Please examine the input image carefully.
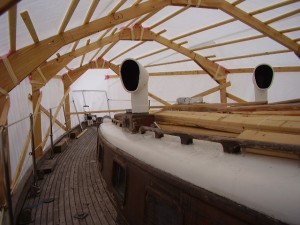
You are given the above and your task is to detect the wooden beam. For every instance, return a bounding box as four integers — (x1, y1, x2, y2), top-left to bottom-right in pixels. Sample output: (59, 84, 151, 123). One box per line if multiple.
(132, 0, 143, 6)
(150, 70, 207, 76)
(41, 88, 70, 149)
(71, 40, 79, 51)
(137, 9, 161, 26)
(145, 58, 192, 68)
(136, 47, 168, 60)
(8, 5, 17, 51)
(149, 6, 188, 29)
(0, 0, 20, 16)
(0, 98, 10, 126)
(63, 64, 89, 87)
(40, 105, 67, 131)
(68, 109, 126, 115)
(109, 0, 127, 15)
(83, 0, 100, 24)
(172, 18, 235, 41)
(20, 10, 39, 43)
(109, 41, 145, 62)
(220, 1, 300, 57)
(148, 92, 171, 106)
(0, 0, 169, 94)
(98, 41, 118, 59)
(80, 39, 90, 67)
(265, 8, 300, 25)
(30, 90, 43, 156)
(152, 30, 228, 82)
(232, 0, 245, 6)
(63, 86, 71, 130)
(226, 92, 247, 103)
(249, 0, 299, 15)
(192, 82, 231, 98)
(57, 0, 80, 34)
(228, 66, 300, 74)
(213, 49, 291, 62)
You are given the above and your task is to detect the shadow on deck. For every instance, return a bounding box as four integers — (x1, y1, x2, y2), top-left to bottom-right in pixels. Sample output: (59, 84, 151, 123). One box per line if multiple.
(18, 127, 128, 225)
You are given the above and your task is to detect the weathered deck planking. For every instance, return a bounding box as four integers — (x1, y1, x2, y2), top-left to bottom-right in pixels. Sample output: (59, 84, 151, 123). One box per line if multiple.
(19, 127, 127, 225)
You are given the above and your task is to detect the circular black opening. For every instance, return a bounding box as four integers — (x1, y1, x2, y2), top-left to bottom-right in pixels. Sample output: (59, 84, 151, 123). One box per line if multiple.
(254, 64, 273, 89)
(120, 59, 140, 91)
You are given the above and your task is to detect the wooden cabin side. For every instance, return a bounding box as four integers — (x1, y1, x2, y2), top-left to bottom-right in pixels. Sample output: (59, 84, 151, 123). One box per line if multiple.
(97, 125, 287, 225)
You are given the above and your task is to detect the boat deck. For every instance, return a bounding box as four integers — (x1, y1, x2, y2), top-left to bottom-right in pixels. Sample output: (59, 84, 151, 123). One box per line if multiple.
(18, 127, 127, 225)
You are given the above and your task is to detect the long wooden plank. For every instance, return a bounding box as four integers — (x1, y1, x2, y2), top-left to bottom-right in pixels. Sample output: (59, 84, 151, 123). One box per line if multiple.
(239, 130, 300, 159)
(226, 92, 247, 103)
(192, 82, 231, 98)
(0, 98, 10, 126)
(57, 0, 80, 34)
(148, 92, 171, 106)
(0, 0, 20, 16)
(20, 10, 39, 43)
(8, 5, 17, 51)
(220, 1, 300, 56)
(83, 0, 100, 24)
(153, 30, 228, 82)
(155, 110, 300, 134)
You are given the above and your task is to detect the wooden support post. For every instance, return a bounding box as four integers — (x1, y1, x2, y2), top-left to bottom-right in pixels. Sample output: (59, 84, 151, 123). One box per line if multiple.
(64, 85, 72, 131)
(0, 97, 10, 207)
(31, 90, 43, 156)
(219, 79, 228, 103)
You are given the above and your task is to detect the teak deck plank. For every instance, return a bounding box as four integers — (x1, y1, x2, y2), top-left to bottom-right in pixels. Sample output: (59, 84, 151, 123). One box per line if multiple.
(19, 128, 127, 225)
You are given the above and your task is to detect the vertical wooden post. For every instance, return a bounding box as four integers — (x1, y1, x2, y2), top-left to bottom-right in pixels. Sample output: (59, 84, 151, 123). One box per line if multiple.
(31, 89, 43, 156)
(0, 97, 10, 208)
(219, 79, 228, 103)
(64, 85, 71, 131)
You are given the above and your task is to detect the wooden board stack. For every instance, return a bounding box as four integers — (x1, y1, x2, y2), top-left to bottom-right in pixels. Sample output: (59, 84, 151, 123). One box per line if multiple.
(154, 103, 300, 160)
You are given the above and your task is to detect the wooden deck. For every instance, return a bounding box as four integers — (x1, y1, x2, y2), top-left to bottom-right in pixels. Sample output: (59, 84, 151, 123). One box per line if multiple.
(19, 127, 128, 225)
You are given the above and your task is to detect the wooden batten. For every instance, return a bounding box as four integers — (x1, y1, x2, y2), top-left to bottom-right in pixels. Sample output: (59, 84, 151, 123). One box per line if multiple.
(20, 10, 39, 43)
(109, 41, 145, 62)
(145, 59, 192, 68)
(83, 0, 100, 24)
(149, 6, 188, 29)
(0, 97, 10, 126)
(31, 90, 43, 156)
(108, 0, 127, 15)
(213, 50, 291, 62)
(40, 105, 67, 131)
(148, 92, 171, 106)
(57, 0, 80, 34)
(8, 5, 16, 52)
(192, 82, 231, 98)
(226, 92, 247, 103)
(220, 2, 300, 56)
(41, 88, 70, 149)
(136, 47, 168, 60)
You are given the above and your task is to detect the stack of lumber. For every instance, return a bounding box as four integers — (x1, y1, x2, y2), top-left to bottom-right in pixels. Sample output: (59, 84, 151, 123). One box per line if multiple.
(154, 107, 300, 160)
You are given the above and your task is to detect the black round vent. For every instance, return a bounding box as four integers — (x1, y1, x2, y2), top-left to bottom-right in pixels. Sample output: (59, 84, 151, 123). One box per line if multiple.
(120, 59, 140, 92)
(254, 64, 273, 89)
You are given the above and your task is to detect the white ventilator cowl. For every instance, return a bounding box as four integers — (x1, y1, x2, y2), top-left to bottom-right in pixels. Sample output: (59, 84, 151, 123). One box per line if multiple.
(120, 59, 149, 113)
